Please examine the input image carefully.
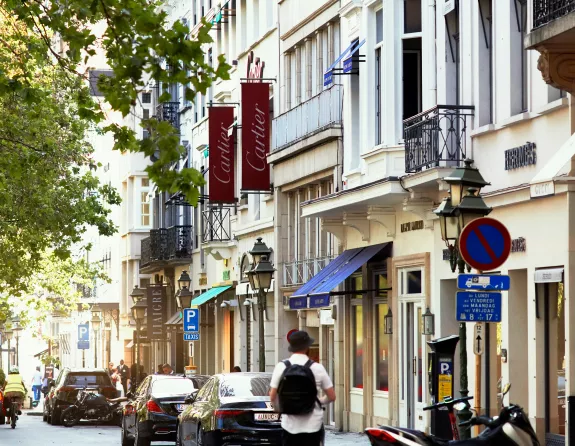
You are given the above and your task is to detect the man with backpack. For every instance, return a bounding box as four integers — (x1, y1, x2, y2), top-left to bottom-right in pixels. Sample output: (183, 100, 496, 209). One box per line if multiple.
(269, 330, 336, 446)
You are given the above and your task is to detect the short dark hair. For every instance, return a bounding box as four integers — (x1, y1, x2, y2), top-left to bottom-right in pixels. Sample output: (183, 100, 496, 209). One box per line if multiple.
(232, 366, 241, 372)
(162, 363, 172, 369)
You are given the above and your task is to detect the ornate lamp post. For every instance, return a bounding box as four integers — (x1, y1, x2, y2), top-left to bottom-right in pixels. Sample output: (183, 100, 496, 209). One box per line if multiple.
(130, 296, 147, 390)
(433, 159, 491, 439)
(247, 249, 275, 373)
(11, 317, 22, 367)
(91, 304, 102, 368)
(177, 271, 194, 370)
(4, 327, 13, 371)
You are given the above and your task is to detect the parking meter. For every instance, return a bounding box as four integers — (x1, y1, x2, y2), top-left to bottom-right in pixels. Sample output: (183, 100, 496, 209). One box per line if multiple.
(427, 335, 459, 438)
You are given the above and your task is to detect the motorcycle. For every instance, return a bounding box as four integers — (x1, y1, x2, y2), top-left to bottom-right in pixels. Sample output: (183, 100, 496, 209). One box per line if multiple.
(61, 387, 123, 427)
(365, 384, 539, 446)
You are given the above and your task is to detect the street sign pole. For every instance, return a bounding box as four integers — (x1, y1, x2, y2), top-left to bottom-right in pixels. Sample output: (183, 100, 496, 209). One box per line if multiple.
(473, 322, 484, 436)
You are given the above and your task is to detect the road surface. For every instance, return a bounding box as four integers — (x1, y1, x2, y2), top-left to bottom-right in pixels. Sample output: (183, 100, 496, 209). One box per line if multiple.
(2, 413, 370, 445)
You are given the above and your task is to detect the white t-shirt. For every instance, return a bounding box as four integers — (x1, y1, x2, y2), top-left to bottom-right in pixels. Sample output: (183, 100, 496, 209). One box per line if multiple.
(32, 371, 42, 386)
(270, 353, 333, 434)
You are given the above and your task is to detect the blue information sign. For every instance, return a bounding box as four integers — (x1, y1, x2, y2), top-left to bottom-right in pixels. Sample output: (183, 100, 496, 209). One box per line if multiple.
(184, 332, 200, 341)
(456, 291, 502, 322)
(457, 274, 510, 291)
(77, 340, 90, 350)
(309, 294, 330, 309)
(289, 296, 307, 310)
(183, 308, 199, 332)
(343, 57, 353, 73)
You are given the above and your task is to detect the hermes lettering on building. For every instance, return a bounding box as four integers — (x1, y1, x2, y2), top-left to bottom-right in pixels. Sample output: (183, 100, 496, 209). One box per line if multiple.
(246, 51, 265, 79)
(504, 142, 536, 170)
(401, 220, 424, 233)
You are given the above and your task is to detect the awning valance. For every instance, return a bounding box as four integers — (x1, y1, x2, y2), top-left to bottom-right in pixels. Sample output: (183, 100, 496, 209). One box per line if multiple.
(290, 243, 390, 309)
(324, 38, 366, 86)
(191, 285, 232, 306)
(165, 311, 183, 326)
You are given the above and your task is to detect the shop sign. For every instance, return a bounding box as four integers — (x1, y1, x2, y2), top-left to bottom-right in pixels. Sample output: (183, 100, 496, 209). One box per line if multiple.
(241, 81, 270, 191)
(147, 286, 167, 340)
(309, 294, 330, 308)
(504, 142, 536, 170)
(511, 237, 526, 253)
(209, 106, 235, 202)
(530, 180, 555, 198)
(289, 296, 307, 310)
(222, 270, 230, 281)
(534, 268, 563, 283)
(401, 220, 424, 233)
(320, 309, 335, 325)
(199, 276, 207, 287)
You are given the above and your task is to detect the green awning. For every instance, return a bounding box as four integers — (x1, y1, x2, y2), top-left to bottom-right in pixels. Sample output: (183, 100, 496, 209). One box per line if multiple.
(191, 286, 231, 306)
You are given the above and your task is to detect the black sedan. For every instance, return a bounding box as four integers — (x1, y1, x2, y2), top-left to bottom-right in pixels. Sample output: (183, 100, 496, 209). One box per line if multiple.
(121, 374, 209, 446)
(176, 372, 281, 446)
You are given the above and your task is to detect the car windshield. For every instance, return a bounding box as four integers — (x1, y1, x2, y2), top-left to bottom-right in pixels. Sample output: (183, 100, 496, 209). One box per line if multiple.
(188, 377, 209, 390)
(219, 375, 271, 398)
(64, 373, 111, 386)
(152, 378, 197, 394)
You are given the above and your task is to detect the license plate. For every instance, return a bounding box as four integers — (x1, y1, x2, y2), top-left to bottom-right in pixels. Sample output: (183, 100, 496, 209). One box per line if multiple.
(176, 404, 185, 412)
(254, 412, 280, 421)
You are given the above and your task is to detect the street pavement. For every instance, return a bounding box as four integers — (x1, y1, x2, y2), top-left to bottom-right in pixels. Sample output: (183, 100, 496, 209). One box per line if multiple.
(1, 410, 371, 445)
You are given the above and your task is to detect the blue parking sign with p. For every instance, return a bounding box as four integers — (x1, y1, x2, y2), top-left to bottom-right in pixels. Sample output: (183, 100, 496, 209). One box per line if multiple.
(183, 308, 199, 332)
(78, 323, 89, 341)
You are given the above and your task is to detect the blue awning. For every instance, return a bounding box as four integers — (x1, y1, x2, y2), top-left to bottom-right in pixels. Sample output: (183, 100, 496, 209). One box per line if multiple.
(324, 40, 359, 87)
(290, 243, 390, 308)
(191, 286, 231, 306)
(343, 39, 366, 73)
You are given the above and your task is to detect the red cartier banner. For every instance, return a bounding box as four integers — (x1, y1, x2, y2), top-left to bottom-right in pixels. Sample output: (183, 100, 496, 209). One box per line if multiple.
(241, 82, 270, 191)
(209, 106, 235, 202)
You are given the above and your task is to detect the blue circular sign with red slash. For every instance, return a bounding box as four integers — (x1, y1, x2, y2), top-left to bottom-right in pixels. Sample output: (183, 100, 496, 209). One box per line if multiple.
(459, 218, 511, 271)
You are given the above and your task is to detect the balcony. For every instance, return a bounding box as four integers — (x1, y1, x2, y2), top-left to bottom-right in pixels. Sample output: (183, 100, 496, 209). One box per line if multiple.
(271, 85, 343, 154)
(140, 225, 193, 272)
(156, 102, 180, 130)
(167, 225, 194, 262)
(403, 105, 474, 174)
(533, 0, 575, 28)
(526, 1, 575, 93)
(282, 254, 336, 287)
(202, 208, 231, 243)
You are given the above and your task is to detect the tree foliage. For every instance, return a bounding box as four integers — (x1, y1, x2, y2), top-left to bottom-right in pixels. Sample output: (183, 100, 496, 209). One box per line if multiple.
(0, 0, 229, 306)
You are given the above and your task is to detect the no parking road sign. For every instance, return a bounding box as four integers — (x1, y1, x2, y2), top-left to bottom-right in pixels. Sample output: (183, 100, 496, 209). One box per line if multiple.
(459, 218, 511, 271)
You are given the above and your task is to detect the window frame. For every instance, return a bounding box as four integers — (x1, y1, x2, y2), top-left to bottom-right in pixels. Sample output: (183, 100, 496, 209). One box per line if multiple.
(373, 268, 389, 395)
(349, 273, 364, 390)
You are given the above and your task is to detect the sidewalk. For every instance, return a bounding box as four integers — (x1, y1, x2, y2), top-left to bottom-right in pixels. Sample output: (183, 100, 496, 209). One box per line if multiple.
(325, 429, 371, 445)
(26, 398, 44, 416)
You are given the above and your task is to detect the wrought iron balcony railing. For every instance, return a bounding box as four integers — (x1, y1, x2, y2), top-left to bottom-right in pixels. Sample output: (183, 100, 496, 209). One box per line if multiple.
(167, 225, 194, 260)
(403, 105, 474, 174)
(533, 0, 575, 28)
(272, 85, 343, 152)
(202, 207, 231, 243)
(282, 254, 336, 287)
(140, 228, 168, 268)
(156, 102, 180, 130)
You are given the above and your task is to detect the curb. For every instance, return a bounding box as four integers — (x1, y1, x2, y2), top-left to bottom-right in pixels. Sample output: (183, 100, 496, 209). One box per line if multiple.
(26, 412, 43, 416)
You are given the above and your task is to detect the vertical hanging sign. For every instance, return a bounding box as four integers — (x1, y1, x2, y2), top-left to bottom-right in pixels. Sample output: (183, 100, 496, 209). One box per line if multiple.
(147, 286, 166, 340)
(241, 81, 270, 191)
(209, 106, 235, 202)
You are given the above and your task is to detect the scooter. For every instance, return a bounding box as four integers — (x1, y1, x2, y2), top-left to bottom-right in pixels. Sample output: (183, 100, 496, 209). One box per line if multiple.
(61, 387, 123, 427)
(365, 384, 539, 445)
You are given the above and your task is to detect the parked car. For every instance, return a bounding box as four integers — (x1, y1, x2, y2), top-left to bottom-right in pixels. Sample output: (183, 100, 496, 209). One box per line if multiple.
(43, 368, 117, 426)
(176, 372, 282, 446)
(121, 374, 210, 446)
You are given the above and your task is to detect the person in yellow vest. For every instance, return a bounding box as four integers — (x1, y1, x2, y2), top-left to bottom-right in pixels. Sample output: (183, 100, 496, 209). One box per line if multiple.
(3, 366, 27, 416)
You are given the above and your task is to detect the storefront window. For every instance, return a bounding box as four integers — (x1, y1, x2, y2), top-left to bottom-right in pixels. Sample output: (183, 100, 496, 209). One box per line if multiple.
(376, 303, 389, 391)
(556, 282, 566, 435)
(353, 305, 363, 388)
(351, 275, 363, 389)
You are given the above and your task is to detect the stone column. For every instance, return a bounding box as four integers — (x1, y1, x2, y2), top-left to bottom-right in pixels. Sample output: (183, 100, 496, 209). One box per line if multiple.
(316, 30, 324, 93)
(284, 52, 292, 111)
(305, 38, 313, 100)
(295, 45, 302, 105)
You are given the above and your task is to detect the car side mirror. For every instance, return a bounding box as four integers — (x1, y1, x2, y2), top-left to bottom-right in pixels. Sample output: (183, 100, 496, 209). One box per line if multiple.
(184, 390, 198, 405)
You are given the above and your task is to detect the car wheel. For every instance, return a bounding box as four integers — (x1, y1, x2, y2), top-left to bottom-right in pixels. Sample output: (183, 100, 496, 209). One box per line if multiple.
(134, 425, 151, 446)
(50, 406, 61, 426)
(121, 420, 135, 446)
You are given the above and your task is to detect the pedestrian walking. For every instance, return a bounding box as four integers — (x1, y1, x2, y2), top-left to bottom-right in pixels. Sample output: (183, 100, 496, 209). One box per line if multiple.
(270, 330, 336, 446)
(117, 359, 130, 395)
(31, 366, 43, 402)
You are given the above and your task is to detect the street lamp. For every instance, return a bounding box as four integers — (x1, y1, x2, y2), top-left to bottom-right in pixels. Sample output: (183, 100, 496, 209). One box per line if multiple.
(383, 308, 393, 335)
(434, 159, 491, 439)
(422, 307, 435, 336)
(131, 298, 147, 389)
(248, 239, 275, 373)
(91, 304, 102, 368)
(12, 317, 22, 367)
(4, 327, 13, 371)
(130, 285, 146, 304)
(177, 270, 192, 291)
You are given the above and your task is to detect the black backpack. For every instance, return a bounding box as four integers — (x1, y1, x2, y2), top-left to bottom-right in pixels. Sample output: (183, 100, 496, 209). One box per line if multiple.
(277, 359, 319, 414)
